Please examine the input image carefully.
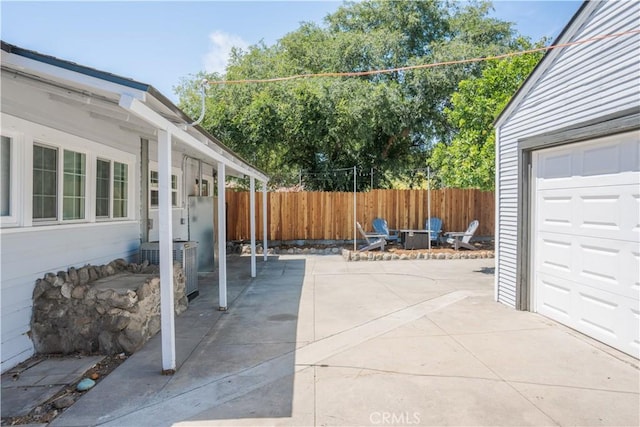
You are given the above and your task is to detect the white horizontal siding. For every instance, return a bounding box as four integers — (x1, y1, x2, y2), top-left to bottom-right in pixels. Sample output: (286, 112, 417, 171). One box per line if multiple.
(0, 222, 140, 373)
(496, 0, 640, 306)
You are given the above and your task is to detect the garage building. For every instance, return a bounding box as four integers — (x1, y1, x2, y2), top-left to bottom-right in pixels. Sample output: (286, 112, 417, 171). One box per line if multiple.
(494, 0, 639, 358)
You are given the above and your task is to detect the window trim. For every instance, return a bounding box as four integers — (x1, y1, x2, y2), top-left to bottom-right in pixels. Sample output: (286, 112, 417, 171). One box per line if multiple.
(95, 158, 112, 219)
(62, 148, 87, 221)
(149, 163, 181, 209)
(95, 158, 130, 221)
(1, 113, 136, 229)
(112, 161, 128, 219)
(1, 131, 22, 227)
(32, 142, 59, 222)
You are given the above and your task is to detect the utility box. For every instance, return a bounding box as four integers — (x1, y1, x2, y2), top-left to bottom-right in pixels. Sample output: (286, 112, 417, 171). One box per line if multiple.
(139, 241, 199, 299)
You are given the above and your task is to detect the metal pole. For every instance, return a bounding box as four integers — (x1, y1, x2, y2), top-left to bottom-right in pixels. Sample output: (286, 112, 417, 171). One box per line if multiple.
(250, 176, 256, 278)
(427, 167, 431, 251)
(353, 166, 357, 252)
(370, 167, 374, 189)
(262, 181, 268, 262)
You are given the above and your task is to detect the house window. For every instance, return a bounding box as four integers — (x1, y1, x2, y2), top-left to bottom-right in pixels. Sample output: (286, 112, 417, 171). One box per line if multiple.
(33, 144, 58, 220)
(150, 170, 159, 206)
(171, 174, 178, 206)
(63, 150, 86, 220)
(150, 170, 178, 207)
(1, 136, 10, 216)
(201, 179, 210, 197)
(96, 159, 110, 218)
(113, 162, 128, 218)
(97, 159, 129, 219)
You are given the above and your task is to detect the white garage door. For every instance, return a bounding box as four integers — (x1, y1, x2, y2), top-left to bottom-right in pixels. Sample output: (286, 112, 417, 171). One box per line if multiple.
(532, 131, 640, 358)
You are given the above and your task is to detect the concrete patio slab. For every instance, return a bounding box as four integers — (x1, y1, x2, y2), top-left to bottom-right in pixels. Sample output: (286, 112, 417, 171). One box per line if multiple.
(314, 368, 557, 426)
(511, 382, 640, 426)
(456, 327, 640, 392)
(38, 256, 639, 427)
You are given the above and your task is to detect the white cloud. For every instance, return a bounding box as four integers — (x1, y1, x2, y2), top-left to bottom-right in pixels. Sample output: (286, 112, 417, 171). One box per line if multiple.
(203, 30, 249, 74)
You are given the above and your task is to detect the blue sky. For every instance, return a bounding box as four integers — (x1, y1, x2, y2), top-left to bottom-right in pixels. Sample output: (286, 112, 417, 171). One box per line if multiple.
(1, 1, 582, 102)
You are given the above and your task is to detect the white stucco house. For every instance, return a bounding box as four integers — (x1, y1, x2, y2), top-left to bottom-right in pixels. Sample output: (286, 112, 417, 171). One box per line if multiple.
(494, 0, 639, 358)
(1, 41, 269, 373)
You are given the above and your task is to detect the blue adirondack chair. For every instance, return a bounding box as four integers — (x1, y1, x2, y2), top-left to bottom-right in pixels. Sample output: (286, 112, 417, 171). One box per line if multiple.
(372, 217, 400, 243)
(425, 217, 443, 246)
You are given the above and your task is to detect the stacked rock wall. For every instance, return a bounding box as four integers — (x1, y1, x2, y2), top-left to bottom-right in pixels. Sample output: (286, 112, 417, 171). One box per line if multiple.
(31, 259, 188, 355)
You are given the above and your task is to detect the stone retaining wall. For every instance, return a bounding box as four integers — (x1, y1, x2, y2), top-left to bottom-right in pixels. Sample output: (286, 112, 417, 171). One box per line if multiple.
(342, 249, 495, 261)
(31, 259, 188, 355)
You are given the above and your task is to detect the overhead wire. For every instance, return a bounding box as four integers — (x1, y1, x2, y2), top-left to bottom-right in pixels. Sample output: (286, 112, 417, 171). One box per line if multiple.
(206, 29, 640, 86)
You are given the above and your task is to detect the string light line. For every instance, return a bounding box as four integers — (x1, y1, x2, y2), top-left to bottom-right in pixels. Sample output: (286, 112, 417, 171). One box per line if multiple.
(207, 29, 640, 85)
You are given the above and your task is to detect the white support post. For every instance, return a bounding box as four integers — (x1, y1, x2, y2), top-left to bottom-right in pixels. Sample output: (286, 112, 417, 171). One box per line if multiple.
(262, 181, 268, 262)
(217, 162, 227, 310)
(427, 167, 431, 251)
(353, 166, 357, 252)
(250, 176, 256, 278)
(158, 129, 176, 373)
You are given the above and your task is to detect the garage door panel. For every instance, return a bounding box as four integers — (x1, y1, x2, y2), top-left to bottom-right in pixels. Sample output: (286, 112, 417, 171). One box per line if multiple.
(581, 143, 621, 176)
(533, 132, 640, 358)
(536, 273, 573, 321)
(537, 194, 573, 230)
(633, 193, 640, 233)
(576, 184, 640, 241)
(536, 234, 573, 277)
(578, 194, 621, 232)
(536, 135, 639, 190)
(630, 307, 640, 356)
(537, 234, 636, 300)
(575, 285, 638, 358)
(536, 273, 639, 358)
(577, 238, 638, 300)
(537, 185, 639, 242)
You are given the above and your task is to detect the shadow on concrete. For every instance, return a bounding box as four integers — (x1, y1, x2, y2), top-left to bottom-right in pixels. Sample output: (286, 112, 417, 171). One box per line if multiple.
(180, 255, 307, 422)
(48, 255, 306, 426)
(475, 266, 495, 275)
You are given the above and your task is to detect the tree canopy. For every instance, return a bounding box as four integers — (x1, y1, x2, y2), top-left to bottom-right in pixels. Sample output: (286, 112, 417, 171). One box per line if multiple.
(429, 38, 544, 190)
(176, 0, 539, 191)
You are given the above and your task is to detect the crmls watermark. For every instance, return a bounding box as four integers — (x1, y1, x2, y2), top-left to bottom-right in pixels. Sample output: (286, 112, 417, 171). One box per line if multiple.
(369, 411, 421, 425)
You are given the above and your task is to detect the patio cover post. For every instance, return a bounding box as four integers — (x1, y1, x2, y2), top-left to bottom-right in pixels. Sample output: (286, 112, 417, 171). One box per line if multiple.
(262, 181, 268, 262)
(427, 167, 431, 251)
(250, 176, 256, 278)
(158, 129, 176, 373)
(217, 162, 227, 310)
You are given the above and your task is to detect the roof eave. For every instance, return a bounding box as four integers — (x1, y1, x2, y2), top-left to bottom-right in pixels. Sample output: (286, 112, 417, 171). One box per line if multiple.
(493, 0, 592, 128)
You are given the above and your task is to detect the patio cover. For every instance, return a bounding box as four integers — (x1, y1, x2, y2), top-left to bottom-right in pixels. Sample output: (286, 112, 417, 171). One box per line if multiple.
(1, 41, 270, 372)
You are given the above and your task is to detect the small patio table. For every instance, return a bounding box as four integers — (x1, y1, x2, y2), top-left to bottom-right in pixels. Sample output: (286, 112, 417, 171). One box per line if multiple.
(399, 229, 433, 250)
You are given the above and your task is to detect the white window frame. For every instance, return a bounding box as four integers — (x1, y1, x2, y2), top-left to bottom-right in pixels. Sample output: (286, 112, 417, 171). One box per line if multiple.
(0, 131, 23, 227)
(149, 162, 181, 209)
(200, 174, 214, 197)
(1, 114, 135, 228)
(95, 158, 130, 221)
(32, 142, 62, 222)
(95, 158, 112, 219)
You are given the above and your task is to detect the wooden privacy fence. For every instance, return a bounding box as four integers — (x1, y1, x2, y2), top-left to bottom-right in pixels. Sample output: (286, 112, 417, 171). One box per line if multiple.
(225, 189, 494, 241)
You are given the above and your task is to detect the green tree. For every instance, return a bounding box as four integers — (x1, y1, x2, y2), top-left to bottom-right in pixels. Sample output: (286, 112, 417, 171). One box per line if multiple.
(430, 38, 544, 190)
(176, 0, 520, 190)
